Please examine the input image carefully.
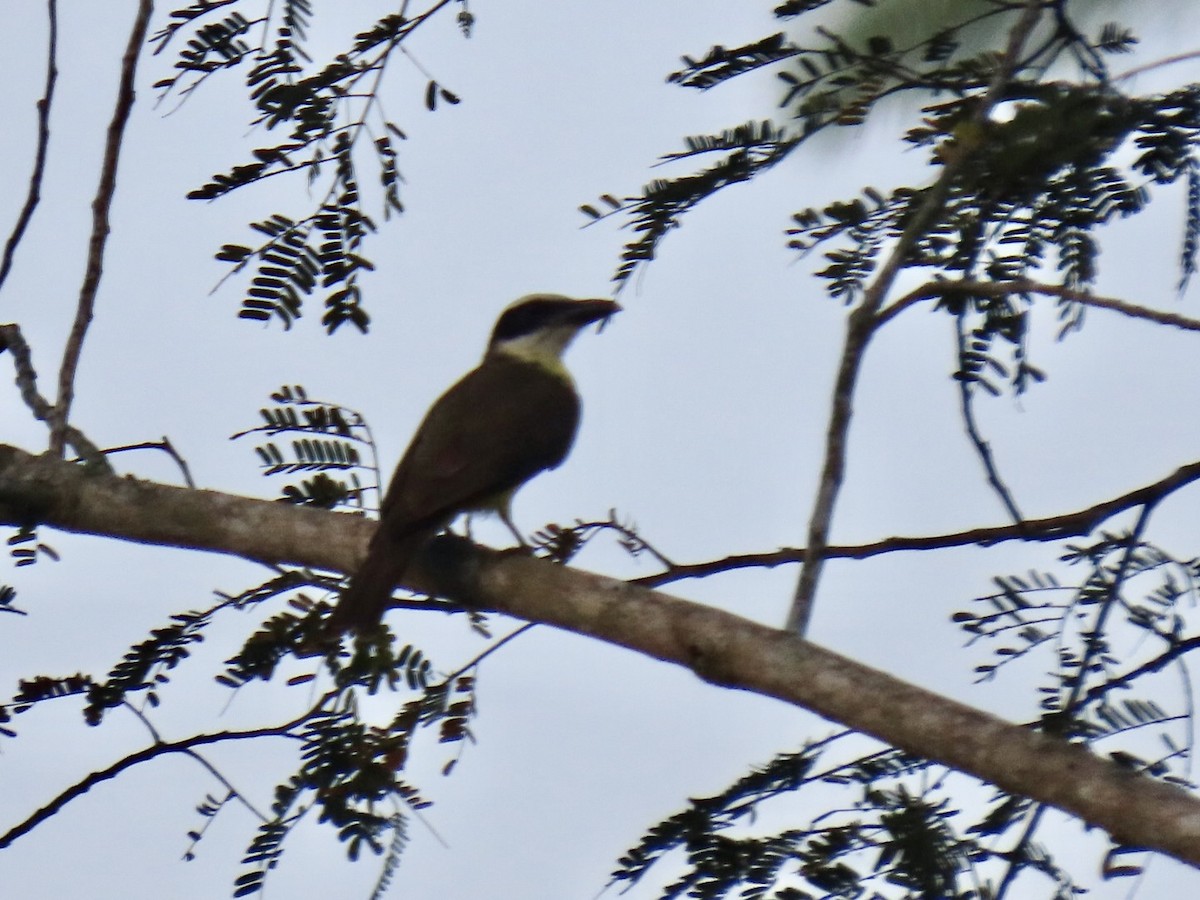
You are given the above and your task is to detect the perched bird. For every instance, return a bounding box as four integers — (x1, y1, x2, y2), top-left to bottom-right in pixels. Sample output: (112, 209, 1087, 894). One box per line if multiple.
(324, 293, 620, 636)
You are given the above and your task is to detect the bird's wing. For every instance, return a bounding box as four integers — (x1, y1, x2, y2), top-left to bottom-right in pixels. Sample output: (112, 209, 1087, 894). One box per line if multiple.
(378, 355, 581, 539)
(324, 357, 583, 637)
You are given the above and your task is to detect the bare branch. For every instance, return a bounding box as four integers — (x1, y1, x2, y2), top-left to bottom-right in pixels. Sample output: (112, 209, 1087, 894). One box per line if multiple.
(49, 0, 153, 456)
(119, 699, 267, 822)
(1085, 636, 1200, 706)
(636, 458, 1200, 586)
(787, 0, 1049, 635)
(0, 720, 307, 850)
(444, 539, 1200, 871)
(878, 278, 1200, 331)
(102, 437, 196, 488)
(0, 0, 57, 298)
(953, 313, 1025, 523)
(444, 623, 536, 681)
(0, 444, 363, 574)
(0, 324, 111, 470)
(1117, 49, 1200, 84)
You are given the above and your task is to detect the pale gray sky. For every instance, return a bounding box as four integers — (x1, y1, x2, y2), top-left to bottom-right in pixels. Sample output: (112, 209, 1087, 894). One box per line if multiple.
(3, 1, 1200, 897)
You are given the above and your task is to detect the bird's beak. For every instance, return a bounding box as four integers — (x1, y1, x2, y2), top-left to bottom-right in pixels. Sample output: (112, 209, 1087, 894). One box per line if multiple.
(572, 298, 621, 328)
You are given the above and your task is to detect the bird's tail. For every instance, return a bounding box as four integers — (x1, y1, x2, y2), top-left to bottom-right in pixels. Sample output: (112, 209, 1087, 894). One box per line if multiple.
(323, 531, 426, 638)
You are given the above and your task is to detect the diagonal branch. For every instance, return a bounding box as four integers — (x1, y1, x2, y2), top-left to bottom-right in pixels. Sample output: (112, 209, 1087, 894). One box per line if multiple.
(635, 457, 1200, 586)
(787, 0, 1048, 635)
(4, 444, 1200, 868)
(954, 311, 1025, 524)
(878, 278, 1200, 332)
(0, 324, 111, 470)
(49, 0, 153, 456)
(996, 498, 1159, 898)
(0, 718, 309, 850)
(0, 0, 57, 298)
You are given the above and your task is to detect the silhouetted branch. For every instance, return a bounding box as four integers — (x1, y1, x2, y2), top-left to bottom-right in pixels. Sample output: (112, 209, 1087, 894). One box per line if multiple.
(0, 0, 56, 297)
(954, 312, 1025, 524)
(444, 623, 536, 681)
(1085, 636, 1200, 706)
(120, 698, 268, 823)
(997, 501, 1158, 896)
(638, 458, 1200, 586)
(878, 278, 1200, 331)
(103, 437, 196, 489)
(0, 324, 110, 470)
(1117, 50, 1200, 84)
(0, 711, 317, 850)
(50, 0, 153, 456)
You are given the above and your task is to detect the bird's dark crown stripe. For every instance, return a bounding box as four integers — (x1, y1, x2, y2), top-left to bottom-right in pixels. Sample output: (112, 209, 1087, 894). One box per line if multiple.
(491, 299, 573, 343)
(490, 298, 614, 344)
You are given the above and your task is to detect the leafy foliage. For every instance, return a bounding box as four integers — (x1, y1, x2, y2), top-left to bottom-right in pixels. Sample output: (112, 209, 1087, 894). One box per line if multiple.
(604, 121, 797, 288)
(3, 672, 91, 739)
(623, 514, 1200, 896)
(0, 584, 18, 617)
(603, 2, 1200, 396)
(84, 609, 212, 725)
(10, 1, 1200, 897)
(957, 533, 1200, 753)
(221, 635, 472, 896)
(155, 1, 463, 331)
(610, 736, 1081, 899)
(231, 384, 376, 510)
(597, 3, 1200, 898)
(6, 525, 58, 569)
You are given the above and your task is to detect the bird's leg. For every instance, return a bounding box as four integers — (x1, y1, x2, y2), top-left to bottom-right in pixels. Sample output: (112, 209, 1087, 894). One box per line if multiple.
(499, 509, 530, 548)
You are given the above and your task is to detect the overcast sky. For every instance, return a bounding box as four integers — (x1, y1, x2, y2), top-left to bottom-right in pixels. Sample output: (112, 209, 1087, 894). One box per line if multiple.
(4, 1, 1200, 897)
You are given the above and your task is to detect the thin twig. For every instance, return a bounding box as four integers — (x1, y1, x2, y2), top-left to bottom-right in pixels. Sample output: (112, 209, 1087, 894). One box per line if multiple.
(1083, 636, 1200, 709)
(786, 0, 1048, 634)
(1116, 50, 1200, 84)
(180, 749, 269, 822)
(996, 502, 1157, 898)
(0, 691, 339, 850)
(954, 312, 1025, 523)
(878, 277, 1200, 331)
(120, 699, 267, 822)
(0, 0, 57, 297)
(1064, 505, 1157, 718)
(444, 623, 536, 681)
(638, 458, 1200, 588)
(993, 803, 1047, 900)
(102, 437, 196, 489)
(0, 723, 297, 849)
(49, 0, 154, 456)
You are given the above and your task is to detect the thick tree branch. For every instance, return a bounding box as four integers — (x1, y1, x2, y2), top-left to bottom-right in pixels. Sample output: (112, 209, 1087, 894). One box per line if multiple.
(3, 444, 1200, 867)
(50, 0, 153, 456)
(0, 445, 363, 572)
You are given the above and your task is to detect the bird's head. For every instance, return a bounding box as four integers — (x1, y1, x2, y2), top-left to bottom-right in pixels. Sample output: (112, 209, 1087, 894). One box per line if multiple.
(486, 294, 620, 368)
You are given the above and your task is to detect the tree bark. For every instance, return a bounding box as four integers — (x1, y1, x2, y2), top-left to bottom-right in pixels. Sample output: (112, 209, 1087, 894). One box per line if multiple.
(3, 443, 1199, 868)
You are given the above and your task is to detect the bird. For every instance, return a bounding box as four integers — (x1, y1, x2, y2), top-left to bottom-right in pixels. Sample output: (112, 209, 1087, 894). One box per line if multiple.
(323, 293, 620, 637)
